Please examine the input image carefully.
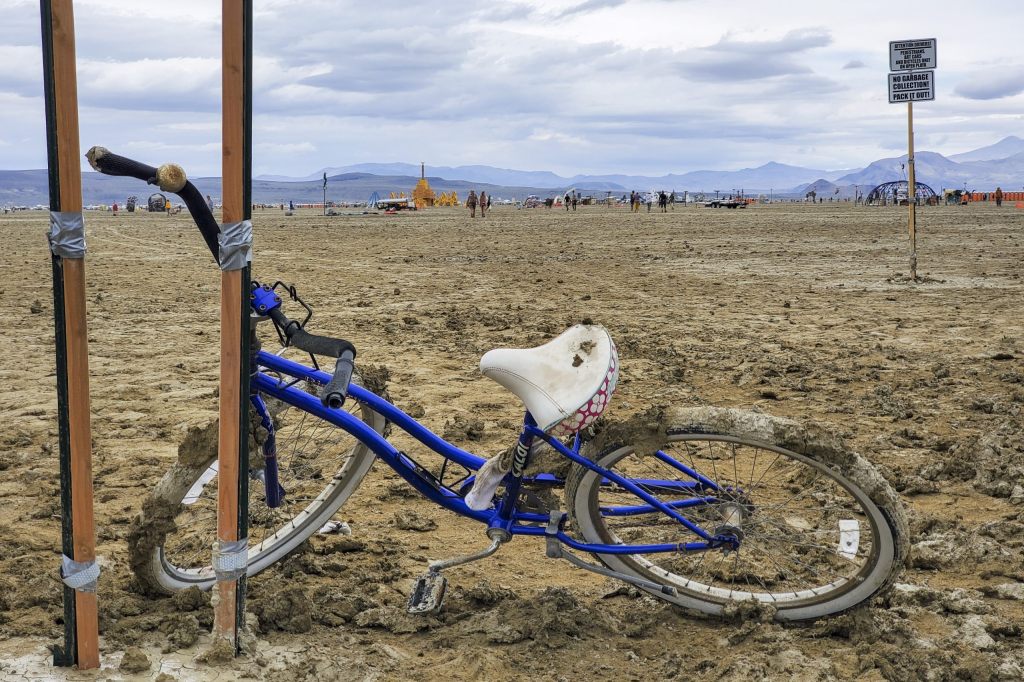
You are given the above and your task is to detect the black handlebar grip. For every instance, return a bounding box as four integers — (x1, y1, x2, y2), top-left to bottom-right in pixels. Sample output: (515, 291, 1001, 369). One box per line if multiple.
(321, 350, 355, 409)
(86, 146, 160, 184)
(289, 328, 355, 359)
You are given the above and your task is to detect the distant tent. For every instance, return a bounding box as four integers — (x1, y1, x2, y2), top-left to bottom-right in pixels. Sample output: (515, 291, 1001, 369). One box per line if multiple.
(148, 193, 167, 212)
(367, 191, 380, 208)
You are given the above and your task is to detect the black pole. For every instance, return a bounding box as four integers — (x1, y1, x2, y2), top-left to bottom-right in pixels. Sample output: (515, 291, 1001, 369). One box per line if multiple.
(234, 0, 253, 651)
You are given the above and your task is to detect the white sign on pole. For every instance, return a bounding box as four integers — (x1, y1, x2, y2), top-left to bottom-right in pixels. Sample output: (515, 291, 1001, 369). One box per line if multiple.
(888, 70, 935, 103)
(890, 39, 937, 72)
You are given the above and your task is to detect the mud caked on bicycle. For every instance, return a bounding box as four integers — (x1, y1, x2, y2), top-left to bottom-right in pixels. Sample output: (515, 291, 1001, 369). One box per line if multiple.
(89, 146, 909, 624)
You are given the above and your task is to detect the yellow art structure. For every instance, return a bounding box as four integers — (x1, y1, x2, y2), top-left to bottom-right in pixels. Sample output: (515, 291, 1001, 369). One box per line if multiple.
(412, 162, 436, 208)
(436, 191, 459, 207)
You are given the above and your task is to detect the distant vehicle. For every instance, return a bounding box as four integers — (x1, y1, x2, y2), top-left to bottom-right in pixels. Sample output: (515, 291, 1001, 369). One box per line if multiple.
(702, 199, 747, 209)
(377, 197, 415, 211)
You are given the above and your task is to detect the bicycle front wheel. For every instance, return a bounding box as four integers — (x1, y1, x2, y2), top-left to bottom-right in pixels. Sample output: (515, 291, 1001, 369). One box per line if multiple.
(565, 407, 907, 622)
(129, 371, 385, 594)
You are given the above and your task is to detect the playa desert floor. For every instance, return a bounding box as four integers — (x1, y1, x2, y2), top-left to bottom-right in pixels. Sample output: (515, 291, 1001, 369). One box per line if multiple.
(1, 202, 1022, 680)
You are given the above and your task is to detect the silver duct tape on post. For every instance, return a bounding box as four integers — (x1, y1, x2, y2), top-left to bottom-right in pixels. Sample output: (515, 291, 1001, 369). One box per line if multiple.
(218, 220, 253, 271)
(48, 212, 86, 259)
(60, 555, 100, 593)
(212, 538, 249, 582)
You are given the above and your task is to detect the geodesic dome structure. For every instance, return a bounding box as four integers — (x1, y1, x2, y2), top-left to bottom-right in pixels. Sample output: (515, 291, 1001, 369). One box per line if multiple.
(866, 181, 936, 205)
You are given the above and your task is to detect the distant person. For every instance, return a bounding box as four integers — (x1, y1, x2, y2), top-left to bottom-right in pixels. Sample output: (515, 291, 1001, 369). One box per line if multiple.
(479, 191, 487, 217)
(467, 190, 478, 217)
(487, 194, 492, 210)
(668, 191, 676, 210)
(571, 191, 578, 211)
(658, 191, 668, 212)
(646, 195, 653, 212)
(112, 202, 118, 216)
(995, 186, 1003, 207)
(564, 192, 571, 211)
(206, 195, 214, 212)
(289, 200, 294, 211)
(165, 198, 172, 214)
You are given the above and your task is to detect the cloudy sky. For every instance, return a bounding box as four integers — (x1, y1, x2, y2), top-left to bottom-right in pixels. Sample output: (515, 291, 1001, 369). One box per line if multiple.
(2, 0, 1023, 177)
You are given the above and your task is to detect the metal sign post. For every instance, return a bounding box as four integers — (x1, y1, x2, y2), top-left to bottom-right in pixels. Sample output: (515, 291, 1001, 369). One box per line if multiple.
(40, 0, 100, 669)
(888, 38, 936, 282)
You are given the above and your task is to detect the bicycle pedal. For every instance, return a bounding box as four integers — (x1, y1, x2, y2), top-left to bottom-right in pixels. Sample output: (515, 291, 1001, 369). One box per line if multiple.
(407, 572, 447, 615)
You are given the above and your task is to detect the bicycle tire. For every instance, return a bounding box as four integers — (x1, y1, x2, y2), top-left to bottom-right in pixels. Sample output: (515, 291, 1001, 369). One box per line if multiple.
(565, 407, 907, 622)
(128, 371, 386, 595)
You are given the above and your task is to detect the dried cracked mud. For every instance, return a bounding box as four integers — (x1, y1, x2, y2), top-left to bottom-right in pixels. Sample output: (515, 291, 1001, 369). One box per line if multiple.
(1, 202, 1022, 680)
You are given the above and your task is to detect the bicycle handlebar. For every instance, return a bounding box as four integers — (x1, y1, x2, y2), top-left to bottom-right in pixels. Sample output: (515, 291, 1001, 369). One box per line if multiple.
(85, 146, 221, 264)
(267, 307, 357, 407)
(87, 147, 358, 406)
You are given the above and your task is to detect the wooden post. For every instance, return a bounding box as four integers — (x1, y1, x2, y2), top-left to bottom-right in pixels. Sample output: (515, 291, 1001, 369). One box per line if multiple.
(907, 100, 918, 280)
(214, 0, 252, 653)
(40, 0, 99, 669)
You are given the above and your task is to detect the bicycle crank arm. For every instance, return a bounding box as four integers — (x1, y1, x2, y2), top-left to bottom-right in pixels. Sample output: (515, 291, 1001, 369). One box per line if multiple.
(544, 512, 677, 597)
(408, 533, 507, 615)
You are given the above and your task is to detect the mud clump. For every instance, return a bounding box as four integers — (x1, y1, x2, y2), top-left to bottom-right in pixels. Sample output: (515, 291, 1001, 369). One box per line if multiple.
(923, 420, 1024, 499)
(404, 401, 426, 418)
(196, 637, 235, 665)
(126, 495, 179, 596)
(118, 646, 151, 673)
(251, 586, 314, 633)
(721, 597, 778, 623)
(172, 585, 211, 612)
(176, 420, 219, 468)
(312, 585, 377, 626)
(443, 415, 485, 441)
(393, 509, 437, 532)
(464, 581, 517, 607)
(590, 405, 672, 456)
(359, 363, 391, 399)
(463, 587, 614, 648)
(158, 613, 202, 652)
(355, 605, 436, 634)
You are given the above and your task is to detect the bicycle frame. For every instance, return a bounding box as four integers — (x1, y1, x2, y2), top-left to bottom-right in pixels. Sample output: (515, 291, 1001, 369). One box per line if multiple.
(255, 350, 732, 556)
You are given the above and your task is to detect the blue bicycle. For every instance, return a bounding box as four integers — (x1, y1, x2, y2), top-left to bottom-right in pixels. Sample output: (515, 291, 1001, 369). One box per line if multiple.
(92, 149, 908, 622)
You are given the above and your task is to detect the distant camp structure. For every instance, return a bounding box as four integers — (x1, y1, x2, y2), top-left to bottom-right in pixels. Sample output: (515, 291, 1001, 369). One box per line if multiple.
(367, 191, 381, 209)
(148, 193, 167, 212)
(411, 162, 436, 209)
(436, 191, 459, 207)
(866, 181, 937, 206)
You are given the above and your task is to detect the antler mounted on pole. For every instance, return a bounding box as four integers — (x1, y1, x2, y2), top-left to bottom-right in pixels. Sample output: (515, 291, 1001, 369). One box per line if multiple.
(40, 0, 100, 669)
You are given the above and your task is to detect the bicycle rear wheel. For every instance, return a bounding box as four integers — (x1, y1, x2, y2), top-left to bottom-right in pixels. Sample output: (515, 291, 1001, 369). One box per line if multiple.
(129, 370, 385, 594)
(565, 407, 907, 622)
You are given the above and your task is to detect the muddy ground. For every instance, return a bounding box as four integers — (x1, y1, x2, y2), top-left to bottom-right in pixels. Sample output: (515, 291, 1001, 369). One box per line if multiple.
(0, 202, 1022, 681)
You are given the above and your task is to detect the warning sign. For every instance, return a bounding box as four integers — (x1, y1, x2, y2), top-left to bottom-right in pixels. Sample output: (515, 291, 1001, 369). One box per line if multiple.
(888, 70, 935, 103)
(889, 39, 937, 72)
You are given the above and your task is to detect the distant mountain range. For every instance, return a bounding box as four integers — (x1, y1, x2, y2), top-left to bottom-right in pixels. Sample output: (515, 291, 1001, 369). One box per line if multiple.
(2, 137, 1022, 206)
(259, 160, 856, 193)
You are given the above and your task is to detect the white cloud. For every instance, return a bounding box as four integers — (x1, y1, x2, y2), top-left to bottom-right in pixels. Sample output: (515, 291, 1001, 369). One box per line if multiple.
(1, 0, 1023, 177)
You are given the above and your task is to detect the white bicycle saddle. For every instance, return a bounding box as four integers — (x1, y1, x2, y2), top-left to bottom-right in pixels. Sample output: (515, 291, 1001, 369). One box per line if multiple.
(480, 324, 618, 436)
